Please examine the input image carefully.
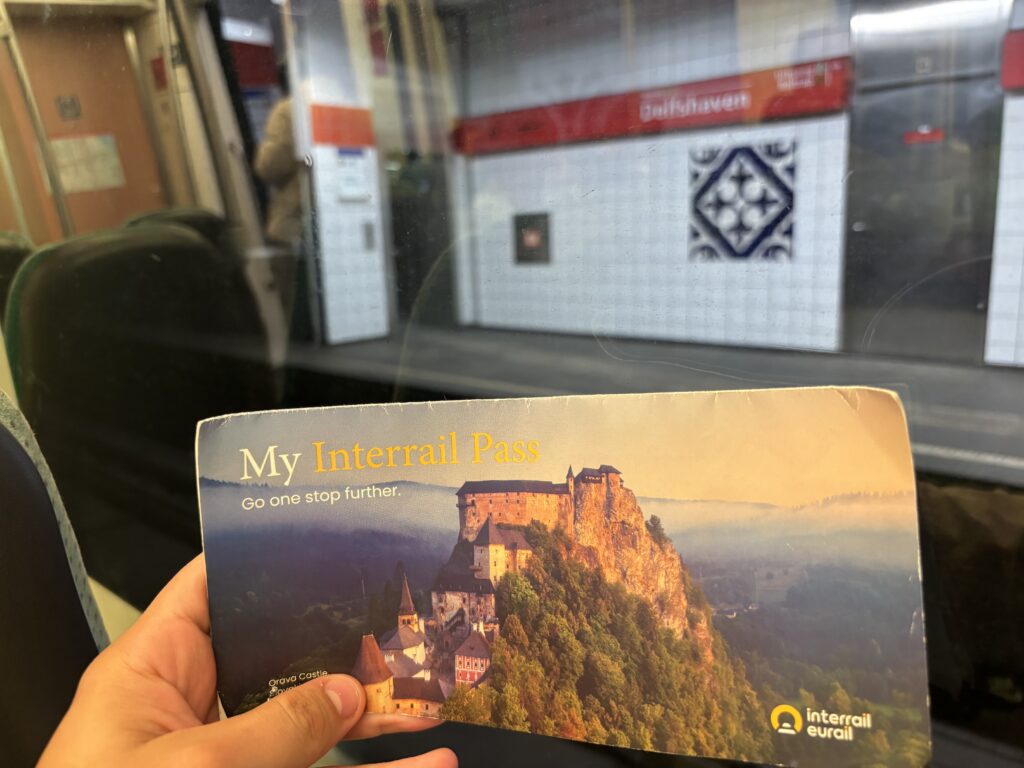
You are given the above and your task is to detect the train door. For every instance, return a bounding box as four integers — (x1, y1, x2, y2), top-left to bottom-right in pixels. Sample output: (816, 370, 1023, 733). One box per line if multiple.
(0, 3, 65, 243)
(0, 1, 172, 240)
(0, 0, 261, 245)
(27, 10, 173, 228)
(844, 0, 1010, 362)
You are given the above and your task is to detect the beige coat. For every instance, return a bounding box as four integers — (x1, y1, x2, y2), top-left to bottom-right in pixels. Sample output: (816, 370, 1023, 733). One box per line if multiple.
(255, 97, 302, 246)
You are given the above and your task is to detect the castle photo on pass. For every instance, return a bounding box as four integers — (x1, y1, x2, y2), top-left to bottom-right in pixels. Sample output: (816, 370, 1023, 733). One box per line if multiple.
(351, 464, 675, 717)
(198, 390, 931, 768)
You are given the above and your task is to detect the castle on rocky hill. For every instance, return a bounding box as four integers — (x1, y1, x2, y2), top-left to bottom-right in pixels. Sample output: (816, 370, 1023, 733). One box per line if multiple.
(457, 464, 623, 541)
(350, 462, 712, 715)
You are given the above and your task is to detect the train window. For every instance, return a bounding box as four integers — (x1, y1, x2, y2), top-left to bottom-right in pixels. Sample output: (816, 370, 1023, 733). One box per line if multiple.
(1, 0, 1022, 766)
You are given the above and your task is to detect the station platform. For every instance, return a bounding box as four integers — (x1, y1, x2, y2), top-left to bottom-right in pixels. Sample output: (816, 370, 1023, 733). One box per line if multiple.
(288, 324, 1024, 489)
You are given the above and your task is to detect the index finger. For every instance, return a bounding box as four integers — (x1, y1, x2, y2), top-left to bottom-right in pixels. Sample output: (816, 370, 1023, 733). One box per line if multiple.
(345, 712, 445, 741)
(132, 554, 210, 636)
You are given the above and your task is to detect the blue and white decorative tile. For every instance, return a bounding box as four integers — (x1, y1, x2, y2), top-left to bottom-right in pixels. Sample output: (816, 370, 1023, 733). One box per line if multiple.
(689, 141, 796, 260)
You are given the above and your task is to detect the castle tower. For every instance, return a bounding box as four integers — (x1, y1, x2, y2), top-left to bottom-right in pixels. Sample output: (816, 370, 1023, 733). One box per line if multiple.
(566, 465, 575, 496)
(351, 634, 394, 713)
(599, 464, 622, 488)
(397, 573, 418, 629)
(472, 516, 507, 585)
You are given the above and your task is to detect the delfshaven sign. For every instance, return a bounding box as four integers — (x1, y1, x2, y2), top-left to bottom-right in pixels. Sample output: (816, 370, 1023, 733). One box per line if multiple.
(454, 57, 850, 155)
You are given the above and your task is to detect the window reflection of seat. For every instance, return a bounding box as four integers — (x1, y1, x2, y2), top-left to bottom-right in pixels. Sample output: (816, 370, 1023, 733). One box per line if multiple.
(0, 231, 32, 320)
(4, 224, 281, 595)
(125, 207, 298, 362)
(124, 207, 234, 259)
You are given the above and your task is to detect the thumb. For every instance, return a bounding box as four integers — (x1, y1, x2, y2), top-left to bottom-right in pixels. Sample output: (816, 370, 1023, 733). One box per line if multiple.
(188, 675, 365, 768)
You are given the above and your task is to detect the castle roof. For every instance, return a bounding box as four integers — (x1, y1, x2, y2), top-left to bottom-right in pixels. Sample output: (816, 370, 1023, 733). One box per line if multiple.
(398, 573, 416, 615)
(393, 677, 446, 703)
(472, 516, 501, 547)
(432, 570, 496, 595)
(381, 624, 425, 651)
(473, 518, 531, 552)
(351, 634, 392, 685)
(386, 654, 424, 679)
(458, 479, 568, 496)
(499, 528, 531, 551)
(577, 465, 622, 481)
(455, 631, 491, 660)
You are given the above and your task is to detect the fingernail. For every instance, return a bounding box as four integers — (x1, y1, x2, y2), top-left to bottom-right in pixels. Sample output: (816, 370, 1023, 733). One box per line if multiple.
(323, 676, 362, 718)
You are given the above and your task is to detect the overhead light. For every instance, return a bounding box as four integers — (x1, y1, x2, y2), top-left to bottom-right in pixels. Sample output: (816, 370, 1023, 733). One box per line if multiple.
(852, 0, 1000, 36)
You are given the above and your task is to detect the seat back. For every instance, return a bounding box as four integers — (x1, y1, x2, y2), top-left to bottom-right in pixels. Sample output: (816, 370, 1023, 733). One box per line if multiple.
(0, 392, 106, 766)
(124, 207, 234, 257)
(5, 225, 279, 541)
(0, 231, 33, 321)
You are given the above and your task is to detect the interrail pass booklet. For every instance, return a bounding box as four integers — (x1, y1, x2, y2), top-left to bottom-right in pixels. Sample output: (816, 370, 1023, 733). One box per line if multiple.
(197, 388, 930, 767)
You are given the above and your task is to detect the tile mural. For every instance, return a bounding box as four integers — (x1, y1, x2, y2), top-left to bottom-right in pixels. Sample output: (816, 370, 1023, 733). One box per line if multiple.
(689, 141, 796, 260)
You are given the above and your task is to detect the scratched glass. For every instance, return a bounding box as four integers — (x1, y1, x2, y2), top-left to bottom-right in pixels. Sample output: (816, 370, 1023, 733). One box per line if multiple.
(0, 1, 1021, 766)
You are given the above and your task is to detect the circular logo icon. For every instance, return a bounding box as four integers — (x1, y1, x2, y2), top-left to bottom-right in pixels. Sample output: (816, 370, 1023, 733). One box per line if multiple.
(770, 704, 803, 735)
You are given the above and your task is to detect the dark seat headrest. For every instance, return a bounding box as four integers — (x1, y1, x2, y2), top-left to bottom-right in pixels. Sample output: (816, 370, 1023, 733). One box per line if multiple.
(124, 207, 232, 254)
(4, 224, 275, 539)
(7, 224, 248, 346)
(6, 223, 271, 412)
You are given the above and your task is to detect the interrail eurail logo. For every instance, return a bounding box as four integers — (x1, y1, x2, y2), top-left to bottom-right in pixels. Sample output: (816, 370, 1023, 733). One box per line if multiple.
(770, 704, 803, 735)
(771, 704, 873, 742)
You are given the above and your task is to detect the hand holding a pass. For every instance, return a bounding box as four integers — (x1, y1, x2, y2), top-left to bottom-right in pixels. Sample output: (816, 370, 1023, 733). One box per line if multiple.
(38, 556, 456, 768)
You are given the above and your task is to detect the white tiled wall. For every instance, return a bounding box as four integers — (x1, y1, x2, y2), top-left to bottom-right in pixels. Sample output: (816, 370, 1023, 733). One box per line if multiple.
(453, 0, 851, 351)
(986, 95, 1024, 365)
(311, 146, 390, 343)
(290, 0, 390, 344)
(464, 116, 847, 351)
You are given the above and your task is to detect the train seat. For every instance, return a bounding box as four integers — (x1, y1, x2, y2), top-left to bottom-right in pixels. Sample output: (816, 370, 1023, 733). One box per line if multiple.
(124, 206, 235, 258)
(3, 224, 280, 547)
(0, 391, 106, 765)
(0, 231, 33, 320)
